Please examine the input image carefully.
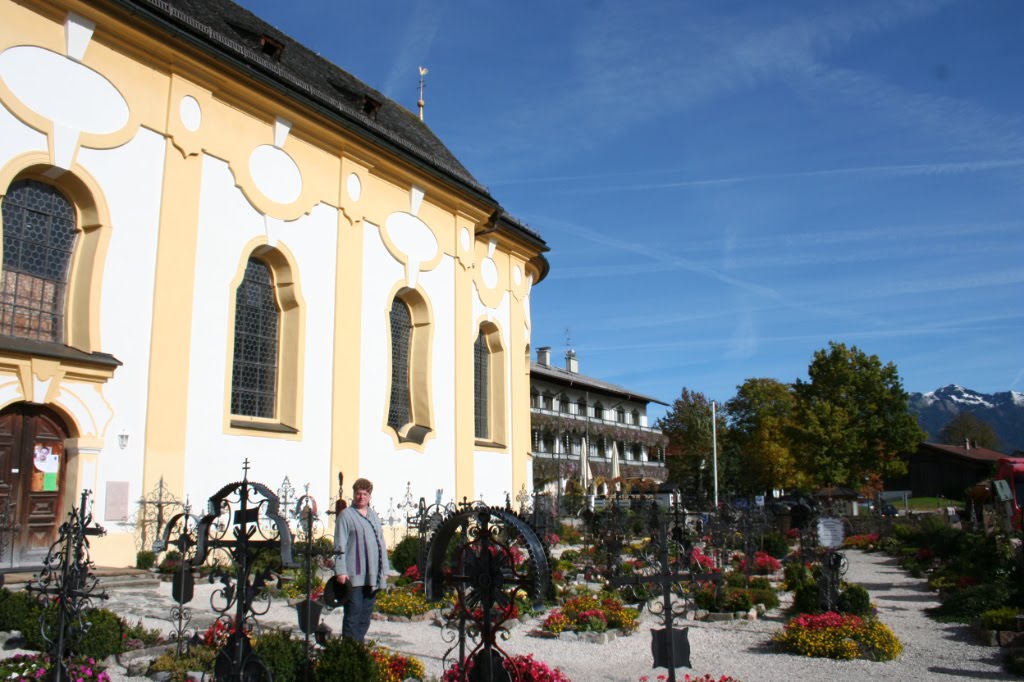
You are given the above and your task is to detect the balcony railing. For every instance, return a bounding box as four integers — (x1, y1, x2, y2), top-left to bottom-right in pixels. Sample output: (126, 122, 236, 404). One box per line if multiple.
(530, 406, 662, 435)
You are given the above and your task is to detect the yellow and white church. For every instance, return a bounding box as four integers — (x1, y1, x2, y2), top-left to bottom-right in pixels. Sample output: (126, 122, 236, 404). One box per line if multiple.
(0, 0, 548, 567)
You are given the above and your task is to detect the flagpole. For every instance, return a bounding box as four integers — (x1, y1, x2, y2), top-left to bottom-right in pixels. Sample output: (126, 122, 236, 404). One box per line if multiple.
(712, 400, 719, 507)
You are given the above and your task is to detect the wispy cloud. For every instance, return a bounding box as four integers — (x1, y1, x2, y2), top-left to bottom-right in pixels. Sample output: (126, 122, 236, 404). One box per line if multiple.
(495, 158, 1024, 194)
(469, 0, 960, 167)
(381, 0, 448, 101)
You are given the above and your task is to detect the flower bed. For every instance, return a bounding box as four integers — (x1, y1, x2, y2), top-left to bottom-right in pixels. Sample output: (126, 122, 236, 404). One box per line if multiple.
(1, 654, 110, 682)
(772, 611, 902, 661)
(541, 593, 639, 635)
(374, 587, 444, 620)
(844, 533, 881, 551)
(369, 645, 426, 682)
(442, 653, 572, 682)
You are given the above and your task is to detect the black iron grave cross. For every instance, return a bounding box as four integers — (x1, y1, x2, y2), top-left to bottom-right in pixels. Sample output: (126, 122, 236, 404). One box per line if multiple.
(609, 502, 722, 682)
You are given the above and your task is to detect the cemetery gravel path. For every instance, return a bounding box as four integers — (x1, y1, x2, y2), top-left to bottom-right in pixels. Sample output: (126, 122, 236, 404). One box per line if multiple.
(3, 550, 1016, 682)
(367, 548, 1017, 682)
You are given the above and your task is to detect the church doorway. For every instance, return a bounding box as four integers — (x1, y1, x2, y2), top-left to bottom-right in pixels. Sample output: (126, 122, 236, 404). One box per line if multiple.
(0, 403, 71, 567)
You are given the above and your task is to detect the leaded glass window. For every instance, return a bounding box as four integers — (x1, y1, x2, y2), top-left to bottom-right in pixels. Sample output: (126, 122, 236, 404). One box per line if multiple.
(0, 180, 78, 342)
(388, 298, 412, 430)
(231, 257, 279, 418)
(474, 332, 489, 439)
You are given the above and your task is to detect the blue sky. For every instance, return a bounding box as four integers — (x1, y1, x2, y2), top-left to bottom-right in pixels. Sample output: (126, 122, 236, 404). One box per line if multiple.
(237, 0, 1024, 421)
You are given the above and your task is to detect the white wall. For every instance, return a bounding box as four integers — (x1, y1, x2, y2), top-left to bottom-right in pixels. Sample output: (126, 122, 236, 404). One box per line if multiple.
(358, 222, 457, 507)
(182, 155, 338, 507)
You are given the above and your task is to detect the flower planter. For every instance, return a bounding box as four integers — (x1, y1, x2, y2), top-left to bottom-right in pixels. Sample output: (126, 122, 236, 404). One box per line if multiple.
(372, 609, 436, 623)
(532, 628, 634, 644)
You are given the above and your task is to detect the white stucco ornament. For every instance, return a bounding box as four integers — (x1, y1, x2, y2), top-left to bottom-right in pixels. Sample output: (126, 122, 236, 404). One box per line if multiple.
(347, 172, 362, 201)
(0, 45, 129, 167)
(513, 265, 522, 286)
(179, 96, 202, 132)
(481, 240, 499, 289)
(460, 227, 471, 252)
(384, 186, 438, 288)
(249, 144, 302, 204)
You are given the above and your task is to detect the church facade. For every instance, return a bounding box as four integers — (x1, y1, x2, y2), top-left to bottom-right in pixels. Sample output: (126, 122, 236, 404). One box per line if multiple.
(0, 0, 547, 567)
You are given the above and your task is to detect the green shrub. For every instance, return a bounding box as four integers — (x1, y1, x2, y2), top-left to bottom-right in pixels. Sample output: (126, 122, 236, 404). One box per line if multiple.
(784, 562, 813, 591)
(149, 647, 216, 682)
(314, 636, 379, 682)
(389, 535, 420, 575)
(749, 577, 771, 591)
(559, 549, 580, 564)
(761, 531, 790, 560)
(725, 572, 747, 588)
(749, 587, 780, 610)
(158, 549, 183, 574)
(135, 550, 157, 570)
(982, 606, 1022, 631)
(253, 629, 306, 682)
(791, 584, 821, 615)
(930, 582, 1012, 623)
(838, 583, 873, 617)
(0, 589, 37, 632)
(77, 608, 125, 660)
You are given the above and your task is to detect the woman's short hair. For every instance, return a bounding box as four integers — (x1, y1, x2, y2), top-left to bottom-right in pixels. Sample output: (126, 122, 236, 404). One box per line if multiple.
(352, 478, 373, 494)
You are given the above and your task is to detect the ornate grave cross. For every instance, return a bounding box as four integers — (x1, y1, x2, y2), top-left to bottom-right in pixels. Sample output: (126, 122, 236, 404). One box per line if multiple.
(737, 504, 770, 578)
(425, 507, 549, 682)
(26, 490, 108, 682)
(608, 501, 721, 682)
(396, 481, 417, 518)
(289, 491, 335, 682)
(192, 459, 294, 682)
(137, 476, 183, 551)
(515, 484, 531, 515)
(156, 500, 201, 656)
(276, 477, 296, 525)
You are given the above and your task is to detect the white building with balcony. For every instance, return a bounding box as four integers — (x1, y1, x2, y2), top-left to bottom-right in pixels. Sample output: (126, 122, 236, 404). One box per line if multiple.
(530, 347, 668, 494)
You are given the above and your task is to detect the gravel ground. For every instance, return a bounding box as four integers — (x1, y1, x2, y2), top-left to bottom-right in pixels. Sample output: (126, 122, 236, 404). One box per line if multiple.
(3, 550, 1017, 682)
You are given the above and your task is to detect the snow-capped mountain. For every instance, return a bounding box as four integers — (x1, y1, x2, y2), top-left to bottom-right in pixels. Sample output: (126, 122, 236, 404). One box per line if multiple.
(908, 385, 1024, 453)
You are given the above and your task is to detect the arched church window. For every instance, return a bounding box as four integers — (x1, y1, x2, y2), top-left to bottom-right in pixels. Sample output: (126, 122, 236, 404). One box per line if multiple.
(0, 180, 77, 342)
(230, 257, 279, 418)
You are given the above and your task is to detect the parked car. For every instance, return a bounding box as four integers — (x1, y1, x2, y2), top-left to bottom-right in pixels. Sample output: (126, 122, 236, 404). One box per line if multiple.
(880, 502, 899, 517)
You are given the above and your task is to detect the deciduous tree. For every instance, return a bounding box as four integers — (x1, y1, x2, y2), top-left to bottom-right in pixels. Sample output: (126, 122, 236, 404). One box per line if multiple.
(790, 342, 923, 488)
(939, 412, 1001, 450)
(725, 378, 801, 494)
(656, 388, 728, 502)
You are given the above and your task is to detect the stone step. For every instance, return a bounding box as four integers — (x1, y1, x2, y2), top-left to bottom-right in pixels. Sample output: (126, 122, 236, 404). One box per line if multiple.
(2, 568, 161, 593)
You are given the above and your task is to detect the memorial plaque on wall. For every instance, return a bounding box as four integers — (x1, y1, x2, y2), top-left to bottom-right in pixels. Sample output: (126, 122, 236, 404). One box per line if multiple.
(816, 516, 845, 548)
(105, 481, 130, 521)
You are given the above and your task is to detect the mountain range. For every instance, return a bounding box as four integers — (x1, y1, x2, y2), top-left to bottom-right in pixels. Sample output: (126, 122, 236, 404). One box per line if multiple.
(907, 384, 1024, 454)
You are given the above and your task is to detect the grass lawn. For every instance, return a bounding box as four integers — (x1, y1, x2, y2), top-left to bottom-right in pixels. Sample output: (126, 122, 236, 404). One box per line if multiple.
(905, 496, 964, 511)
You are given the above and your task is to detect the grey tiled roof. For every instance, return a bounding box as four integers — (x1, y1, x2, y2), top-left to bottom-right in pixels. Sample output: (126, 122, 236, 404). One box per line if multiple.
(531, 363, 668, 406)
(113, 0, 545, 247)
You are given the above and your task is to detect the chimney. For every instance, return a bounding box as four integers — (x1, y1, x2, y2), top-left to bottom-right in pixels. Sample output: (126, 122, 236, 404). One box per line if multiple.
(537, 346, 551, 366)
(964, 437, 970, 450)
(565, 349, 578, 374)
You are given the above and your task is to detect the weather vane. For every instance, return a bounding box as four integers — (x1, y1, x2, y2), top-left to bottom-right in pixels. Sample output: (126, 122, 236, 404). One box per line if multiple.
(418, 66, 428, 121)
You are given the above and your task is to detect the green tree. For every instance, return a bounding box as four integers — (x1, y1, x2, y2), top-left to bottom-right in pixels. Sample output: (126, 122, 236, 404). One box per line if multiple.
(725, 378, 800, 494)
(656, 388, 727, 501)
(790, 342, 923, 488)
(939, 412, 1001, 450)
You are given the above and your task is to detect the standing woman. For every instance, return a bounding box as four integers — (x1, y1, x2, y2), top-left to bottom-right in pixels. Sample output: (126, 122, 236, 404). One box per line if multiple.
(333, 477, 390, 642)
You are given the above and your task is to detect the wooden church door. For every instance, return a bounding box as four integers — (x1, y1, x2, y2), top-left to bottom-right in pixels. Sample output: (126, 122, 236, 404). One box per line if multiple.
(0, 403, 70, 566)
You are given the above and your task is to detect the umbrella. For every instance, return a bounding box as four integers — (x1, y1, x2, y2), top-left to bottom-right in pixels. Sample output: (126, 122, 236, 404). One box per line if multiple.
(580, 436, 590, 491)
(610, 441, 621, 492)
